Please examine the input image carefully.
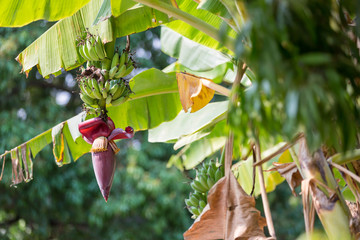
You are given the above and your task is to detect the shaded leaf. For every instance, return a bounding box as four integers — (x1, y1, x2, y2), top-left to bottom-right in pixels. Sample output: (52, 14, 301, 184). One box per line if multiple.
(232, 142, 289, 195)
(183, 172, 266, 239)
(11, 148, 23, 185)
(51, 122, 72, 167)
(0, 0, 90, 27)
(176, 72, 215, 113)
(20, 144, 33, 182)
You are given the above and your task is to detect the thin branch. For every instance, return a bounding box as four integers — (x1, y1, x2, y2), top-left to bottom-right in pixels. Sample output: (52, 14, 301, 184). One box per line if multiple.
(133, 0, 235, 52)
(255, 140, 276, 239)
(201, 79, 231, 96)
(330, 162, 360, 185)
(253, 133, 304, 167)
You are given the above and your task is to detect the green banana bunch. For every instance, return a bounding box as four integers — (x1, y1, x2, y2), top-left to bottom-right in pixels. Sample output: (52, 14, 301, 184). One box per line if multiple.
(78, 34, 107, 62)
(185, 159, 225, 219)
(108, 50, 135, 80)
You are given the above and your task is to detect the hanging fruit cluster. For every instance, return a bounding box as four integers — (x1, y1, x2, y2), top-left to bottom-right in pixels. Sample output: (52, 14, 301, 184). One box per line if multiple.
(76, 31, 135, 116)
(76, 31, 136, 202)
(185, 159, 224, 218)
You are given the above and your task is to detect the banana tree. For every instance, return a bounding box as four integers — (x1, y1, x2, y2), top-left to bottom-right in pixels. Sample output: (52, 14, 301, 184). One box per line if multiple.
(1, 0, 360, 239)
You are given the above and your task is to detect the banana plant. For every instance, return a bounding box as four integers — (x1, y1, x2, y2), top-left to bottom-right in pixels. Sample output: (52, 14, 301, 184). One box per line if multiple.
(1, 0, 360, 238)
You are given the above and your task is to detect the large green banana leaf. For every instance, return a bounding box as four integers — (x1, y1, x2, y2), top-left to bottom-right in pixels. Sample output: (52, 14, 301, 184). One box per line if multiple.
(164, 0, 236, 53)
(160, 27, 232, 71)
(0, 0, 90, 27)
(1, 68, 181, 181)
(16, 0, 170, 78)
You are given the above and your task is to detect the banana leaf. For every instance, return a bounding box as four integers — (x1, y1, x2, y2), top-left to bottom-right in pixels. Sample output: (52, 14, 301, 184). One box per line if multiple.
(0, 0, 90, 27)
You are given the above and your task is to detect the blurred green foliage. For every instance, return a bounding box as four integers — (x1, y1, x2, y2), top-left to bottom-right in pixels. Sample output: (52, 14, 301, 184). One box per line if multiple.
(230, 0, 360, 152)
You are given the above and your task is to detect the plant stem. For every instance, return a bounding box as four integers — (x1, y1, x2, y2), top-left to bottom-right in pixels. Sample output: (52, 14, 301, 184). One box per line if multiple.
(298, 138, 352, 239)
(201, 79, 231, 96)
(133, 0, 235, 52)
(255, 140, 276, 239)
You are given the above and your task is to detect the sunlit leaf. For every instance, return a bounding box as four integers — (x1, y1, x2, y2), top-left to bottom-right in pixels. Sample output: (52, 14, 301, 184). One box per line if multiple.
(149, 101, 228, 143)
(0, 0, 90, 27)
(16, 0, 113, 78)
(165, 0, 236, 54)
(176, 72, 215, 113)
(161, 27, 231, 71)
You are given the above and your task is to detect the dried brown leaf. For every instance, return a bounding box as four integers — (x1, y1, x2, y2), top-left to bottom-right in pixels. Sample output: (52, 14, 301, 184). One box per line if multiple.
(176, 72, 215, 113)
(184, 172, 267, 240)
(268, 162, 302, 196)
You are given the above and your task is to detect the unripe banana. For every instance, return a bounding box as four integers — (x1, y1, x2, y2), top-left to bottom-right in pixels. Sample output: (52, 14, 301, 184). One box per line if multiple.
(94, 35, 106, 59)
(190, 207, 200, 216)
(84, 79, 96, 99)
(102, 87, 108, 99)
(104, 80, 110, 93)
(185, 199, 193, 208)
(215, 167, 223, 182)
(190, 180, 207, 193)
(91, 78, 102, 99)
(110, 96, 128, 106)
(197, 175, 209, 191)
(111, 83, 126, 100)
(207, 165, 216, 179)
(123, 65, 134, 77)
(114, 65, 127, 78)
(189, 194, 199, 207)
(105, 95, 112, 105)
(80, 93, 96, 106)
(82, 44, 92, 61)
(109, 65, 119, 79)
(119, 52, 127, 67)
(109, 83, 119, 96)
(85, 40, 97, 61)
(207, 176, 215, 189)
(111, 52, 120, 69)
(199, 200, 206, 210)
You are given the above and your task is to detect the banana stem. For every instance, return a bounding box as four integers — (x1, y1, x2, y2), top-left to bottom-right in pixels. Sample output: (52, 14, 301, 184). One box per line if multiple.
(201, 79, 231, 96)
(255, 140, 277, 239)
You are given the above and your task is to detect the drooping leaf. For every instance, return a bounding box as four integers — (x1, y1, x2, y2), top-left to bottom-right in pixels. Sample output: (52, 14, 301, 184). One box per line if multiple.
(111, 0, 138, 17)
(28, 129, 52, 158)
(51, 122, 72, 166)
(149, 101, 228, 143)
(16, 0, 171, 78)
(0, 0, 91, 27)
(16, 0, 113, 78)
(176, 72, 215, 113)
(183, 172, 266, 239)
(20, 144, 33, 182)
(268, 161, 302, 196)
(10, 148, 24, 185)
(161, 27, 231, 71)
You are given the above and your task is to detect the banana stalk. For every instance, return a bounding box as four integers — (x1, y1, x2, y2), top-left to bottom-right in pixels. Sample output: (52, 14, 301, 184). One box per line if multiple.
(298, 138, 352, 239)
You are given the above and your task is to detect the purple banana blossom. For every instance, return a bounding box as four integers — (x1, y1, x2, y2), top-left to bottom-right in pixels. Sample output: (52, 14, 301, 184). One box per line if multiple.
(79, 117, 134, 201)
